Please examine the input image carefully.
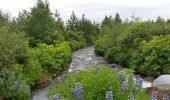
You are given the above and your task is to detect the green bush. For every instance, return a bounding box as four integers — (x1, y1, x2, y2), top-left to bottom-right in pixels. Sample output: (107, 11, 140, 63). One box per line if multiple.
(48, 67, 150, 100)
(23, 48, 43, 85)
(36, 42, 72, 73)
(69, 40, 85, 51)
(130, 35, 170, 76)
(64, 31, 86, 51)
(0, 68, 30, 100)
(94, 37, 113, 56)
(0, 26, 29, 68)
(105, 46, 128, 65)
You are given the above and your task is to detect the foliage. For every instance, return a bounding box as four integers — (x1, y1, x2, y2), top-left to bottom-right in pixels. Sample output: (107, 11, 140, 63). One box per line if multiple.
(22, 48, 43, 85)
(0, 26, 29, 68)
(36, 42, 72, 73)
(48, 67, 150, 100)
(0, 68, 30, 100)
(95, 37, 113, 56)
(129, 35, 170, 76)
(24, 0, 57, 47)
(64, 30, 86, 51)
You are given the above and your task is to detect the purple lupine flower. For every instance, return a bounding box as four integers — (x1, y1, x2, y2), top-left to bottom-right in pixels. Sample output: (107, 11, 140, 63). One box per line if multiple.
(96, 68, 100, 73)
(53, 94, 59, 100)
(106, 90, 113, 100)
(151, 91, 158, 100)
(121, 81, 128, 93)
(128, 95, 134, 100)
(12, 81, 18, 89)
(163, 94, 169, 100)
(71, 82, 83, 100)
(135, 75, 143, 90)
(119, 72, 125, 84)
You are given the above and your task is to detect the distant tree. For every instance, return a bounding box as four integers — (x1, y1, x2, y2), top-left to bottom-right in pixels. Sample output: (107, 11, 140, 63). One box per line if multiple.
(101, 15, 113, 27)
(54, 10, 64, 31)
(66, 12, 79, 31)
(114, 12, 122, 24)
(0, 10, 10, 26)
(78, 14, 99, 45)
(156, 16, 164, 23)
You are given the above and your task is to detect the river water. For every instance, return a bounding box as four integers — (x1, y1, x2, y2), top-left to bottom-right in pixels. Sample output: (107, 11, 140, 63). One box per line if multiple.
(31, 46, 151, 100)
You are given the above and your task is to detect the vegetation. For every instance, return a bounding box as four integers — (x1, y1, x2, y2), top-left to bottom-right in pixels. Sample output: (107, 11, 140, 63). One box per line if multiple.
(0, 0, 170, 99)
(48, 67, 150, 100)
(0, 0, 98, 99)
(95, 14, 170, 76)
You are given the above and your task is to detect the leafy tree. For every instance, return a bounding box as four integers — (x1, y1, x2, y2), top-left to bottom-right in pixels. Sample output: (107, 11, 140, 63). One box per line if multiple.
(24, 0, 57, 47)
(0, 26, 28, 68)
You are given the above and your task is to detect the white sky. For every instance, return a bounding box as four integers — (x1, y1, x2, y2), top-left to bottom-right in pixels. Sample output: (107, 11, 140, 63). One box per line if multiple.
(1, 0, 170, 21)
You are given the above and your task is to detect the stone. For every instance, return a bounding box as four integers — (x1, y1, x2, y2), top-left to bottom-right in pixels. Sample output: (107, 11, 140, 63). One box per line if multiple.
(152, 75, 170, 87)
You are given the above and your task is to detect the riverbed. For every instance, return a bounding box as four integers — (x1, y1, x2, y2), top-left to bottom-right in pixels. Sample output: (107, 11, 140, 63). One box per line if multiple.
(31, 46, 151, 100)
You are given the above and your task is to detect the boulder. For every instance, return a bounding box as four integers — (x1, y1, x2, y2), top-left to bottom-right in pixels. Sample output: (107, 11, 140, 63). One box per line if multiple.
(152, 75, 170, 87)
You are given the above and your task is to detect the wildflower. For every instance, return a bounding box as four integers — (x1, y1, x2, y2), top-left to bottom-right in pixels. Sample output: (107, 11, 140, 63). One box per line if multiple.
(119, 72, 125, 84)
(128, 95, 134, 100)
(122, 81, 128, 93)
(106, 90, 113, 100)
(135, 75, 143, 90)
(71, 82, 83, 100)
(53, 94, 59, 100)
(151, 91, 158, 100)
(163, 94, 169, 100)
(96, 68, 100, 73)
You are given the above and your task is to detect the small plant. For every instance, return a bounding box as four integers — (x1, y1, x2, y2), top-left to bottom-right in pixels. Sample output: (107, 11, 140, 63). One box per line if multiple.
(151, 91, 158, 100)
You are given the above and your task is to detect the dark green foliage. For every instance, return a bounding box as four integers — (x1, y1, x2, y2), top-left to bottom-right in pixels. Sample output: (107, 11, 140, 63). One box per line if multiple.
(130, 35, 170, 76)
(95, 14, 170, 76)
(66, 12, 79, 32)
(0, 68, 30, 100)
(0, 26, 28, 68)
(66, 13, 99, 45)
(48, 67, 150, 100)
(64, 31, 86, 51)
(24, 0, 57, 47)
(54, 10, 65, 32)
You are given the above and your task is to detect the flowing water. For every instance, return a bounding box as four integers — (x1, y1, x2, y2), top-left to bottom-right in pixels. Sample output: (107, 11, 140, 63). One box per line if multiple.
(31, 46, 151, 100)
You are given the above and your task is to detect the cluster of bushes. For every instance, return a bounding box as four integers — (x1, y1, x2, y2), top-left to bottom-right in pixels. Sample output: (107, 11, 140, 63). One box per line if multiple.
(64, 31, 86, 51)
(0, 25, 72, 99)
(0, 0, 100, 98)
(48, 67, 150, 100)
(95, 15, 170, 76)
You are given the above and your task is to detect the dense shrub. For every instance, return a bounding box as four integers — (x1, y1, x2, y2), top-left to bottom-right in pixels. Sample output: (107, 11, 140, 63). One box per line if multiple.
(94, 37, 113, 56)
(36, 42, 72, 73)
(64, 31, 86, 51)
(129, 35, 170, 76)
(105, 46, 128, 65)
(48, 67, 150, 100)
(0, 26, 29, 68)
(0, 68, 30, 100)
(23, 48, 43, 85)
(69, 40, 85, 51)
(104, 22, 152, 65)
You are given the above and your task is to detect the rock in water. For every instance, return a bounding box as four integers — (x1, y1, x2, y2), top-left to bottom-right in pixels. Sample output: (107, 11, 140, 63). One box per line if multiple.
(152, 75, 170, 87)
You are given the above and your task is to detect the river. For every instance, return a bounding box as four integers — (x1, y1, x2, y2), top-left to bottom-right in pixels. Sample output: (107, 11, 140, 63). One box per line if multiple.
(31, 46, 151, 100)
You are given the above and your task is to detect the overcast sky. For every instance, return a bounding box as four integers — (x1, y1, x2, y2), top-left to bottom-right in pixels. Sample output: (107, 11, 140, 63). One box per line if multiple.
(1, 0, 170, 22)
